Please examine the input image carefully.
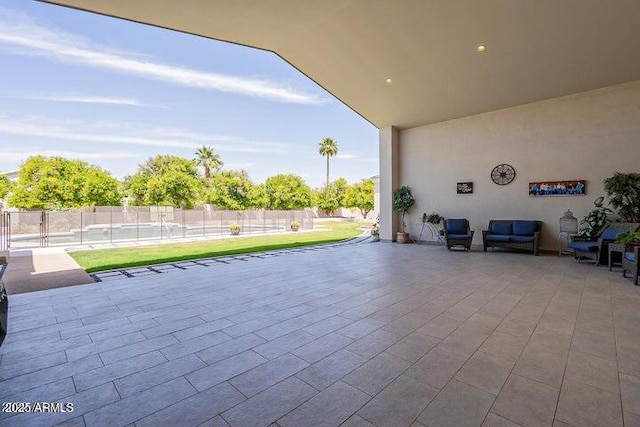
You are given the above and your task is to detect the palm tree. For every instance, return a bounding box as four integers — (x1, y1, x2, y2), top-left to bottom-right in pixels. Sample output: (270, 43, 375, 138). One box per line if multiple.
(195, 145, 223, 179)
(318, 137, 338, 187)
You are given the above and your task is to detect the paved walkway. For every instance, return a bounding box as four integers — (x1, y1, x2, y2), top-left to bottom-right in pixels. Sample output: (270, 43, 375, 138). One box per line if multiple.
(2, 249, 94, 295)
(1, 243, 639, 426)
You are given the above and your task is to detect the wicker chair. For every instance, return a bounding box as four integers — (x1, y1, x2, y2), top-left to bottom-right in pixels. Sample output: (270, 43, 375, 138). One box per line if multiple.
(483, 220, 542, 255)
(622, 244, 640, 286)
(568, 223, 640, 266)
(443, 219, 474, 251)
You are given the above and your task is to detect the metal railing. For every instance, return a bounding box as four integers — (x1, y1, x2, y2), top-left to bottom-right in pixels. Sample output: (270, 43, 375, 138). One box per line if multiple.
(1, 206, 313, 249)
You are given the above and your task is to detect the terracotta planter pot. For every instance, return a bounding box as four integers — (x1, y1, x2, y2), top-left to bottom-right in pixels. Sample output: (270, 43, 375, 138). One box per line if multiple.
(230, 229, 240, 235)
(396, 232, 410, 243)
(291, 226, 299, 232)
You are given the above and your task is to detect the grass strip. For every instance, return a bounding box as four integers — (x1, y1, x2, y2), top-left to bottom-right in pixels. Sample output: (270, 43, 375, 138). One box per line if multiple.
(70, 221, 365, 273)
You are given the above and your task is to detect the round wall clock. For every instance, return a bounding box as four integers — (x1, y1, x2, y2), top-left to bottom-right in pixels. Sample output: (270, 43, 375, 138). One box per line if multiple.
(491, 164, 516, 185)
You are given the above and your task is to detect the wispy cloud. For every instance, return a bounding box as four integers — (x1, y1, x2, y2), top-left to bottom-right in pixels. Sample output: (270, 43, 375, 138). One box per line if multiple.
(0, 114, 292, 154)
(21, 92, 167, 108)
(225, 162, 256, 170)
(336, 152, 378, 162)
(0, 7, 328, 105)
(336, 153, 359, 159)
(1, 149, 137, 162)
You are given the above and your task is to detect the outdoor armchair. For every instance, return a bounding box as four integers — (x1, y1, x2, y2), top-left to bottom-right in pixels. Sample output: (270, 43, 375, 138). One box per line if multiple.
(568, 222, 640, 266)
(444, 219, 474, 251)
(623, 244, 640, 286)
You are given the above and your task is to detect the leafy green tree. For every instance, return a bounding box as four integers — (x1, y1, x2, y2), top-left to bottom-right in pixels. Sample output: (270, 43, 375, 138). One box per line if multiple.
(8, 156, 121, 210)
(318, 137, 338, 187)
(315, 178, 349, 216)
(78, 168, 123, 208)
(205, 170, 254, 210)
(195, 145, 223, 179)
(249, 184, 268, 209)
(316, 187, 340, 216)
(264, 174, 313, 210)
(332, 178, 348, 201)
(124, 155, 201, 209)
(0, 175, 11, 200)
(344, 179, 375, 218)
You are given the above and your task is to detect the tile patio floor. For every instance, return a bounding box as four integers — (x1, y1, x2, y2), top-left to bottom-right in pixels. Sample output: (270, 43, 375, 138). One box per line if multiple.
(1, 242, 639, 426)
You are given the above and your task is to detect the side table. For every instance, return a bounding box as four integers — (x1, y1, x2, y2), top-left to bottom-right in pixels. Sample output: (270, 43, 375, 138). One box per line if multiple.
(609, 243, 625, 271)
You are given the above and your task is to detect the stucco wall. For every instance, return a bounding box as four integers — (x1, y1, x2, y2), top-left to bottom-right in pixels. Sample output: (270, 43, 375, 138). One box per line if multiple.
(399, 80, 640, 251)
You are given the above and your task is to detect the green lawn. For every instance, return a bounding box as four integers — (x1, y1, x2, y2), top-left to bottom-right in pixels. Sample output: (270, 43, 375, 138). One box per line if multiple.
(70, 221, 366, 273)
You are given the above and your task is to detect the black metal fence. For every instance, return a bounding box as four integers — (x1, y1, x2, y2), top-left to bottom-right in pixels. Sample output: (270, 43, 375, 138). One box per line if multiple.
(1, 206, 313, 249)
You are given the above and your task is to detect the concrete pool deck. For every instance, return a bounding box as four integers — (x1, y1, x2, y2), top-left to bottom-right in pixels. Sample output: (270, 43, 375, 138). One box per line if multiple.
(2, 249, 94, 295)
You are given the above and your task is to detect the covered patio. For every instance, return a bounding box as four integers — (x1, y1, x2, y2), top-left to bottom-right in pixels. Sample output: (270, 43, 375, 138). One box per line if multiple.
(4, 1, 640, 426)
(42, 0, 640, 246)
(1, 244, 639, 426)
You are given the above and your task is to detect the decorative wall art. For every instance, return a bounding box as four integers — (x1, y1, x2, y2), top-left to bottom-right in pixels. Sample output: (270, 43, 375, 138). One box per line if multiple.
(491, 164, 516, 185)
(529, 180, 586, 197)
(457, 182, 473, 194)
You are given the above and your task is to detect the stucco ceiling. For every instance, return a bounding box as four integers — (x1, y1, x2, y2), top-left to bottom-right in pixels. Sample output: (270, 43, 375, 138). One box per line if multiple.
(43, 0, 640, 129)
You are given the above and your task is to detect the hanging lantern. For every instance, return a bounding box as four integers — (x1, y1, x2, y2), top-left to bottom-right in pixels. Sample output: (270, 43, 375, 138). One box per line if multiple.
(558, 209, 579, 256)
(559, 209, 578, 234)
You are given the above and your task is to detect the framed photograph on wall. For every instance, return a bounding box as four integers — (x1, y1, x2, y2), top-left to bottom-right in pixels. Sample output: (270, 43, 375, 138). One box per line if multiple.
(457, 182, 473, 194)
(529, 180, 585, 197)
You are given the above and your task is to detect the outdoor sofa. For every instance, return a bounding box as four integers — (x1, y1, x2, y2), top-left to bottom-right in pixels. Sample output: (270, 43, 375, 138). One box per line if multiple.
(483, 220, 542, 256)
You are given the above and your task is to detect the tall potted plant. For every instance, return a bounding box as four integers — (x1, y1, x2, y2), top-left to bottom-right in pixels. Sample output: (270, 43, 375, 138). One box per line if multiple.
(393, 186, 415, 243)
(603, 172, 640, 222)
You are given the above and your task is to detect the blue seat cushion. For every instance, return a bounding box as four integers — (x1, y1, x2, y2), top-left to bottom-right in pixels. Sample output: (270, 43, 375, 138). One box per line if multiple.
(513, 220, 538, 236)
(601, 227, 628, 240)
(567, 241, 599, 252)
(486, 235, 511, 242)
(448, 234, 472, 240)
(491, 222, 512, 235)
(446, 219, 467, 235)
(512, 236, 535, 243)
(625, 252, 637, 262)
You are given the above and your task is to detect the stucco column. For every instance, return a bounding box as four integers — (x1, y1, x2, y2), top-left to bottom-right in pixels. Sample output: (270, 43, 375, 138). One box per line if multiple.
(379, 126, 400, 241)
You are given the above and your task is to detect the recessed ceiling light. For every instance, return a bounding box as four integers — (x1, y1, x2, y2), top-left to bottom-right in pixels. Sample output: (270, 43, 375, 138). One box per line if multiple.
(385, 78, 392, 84)
(476, 45, 486, 52)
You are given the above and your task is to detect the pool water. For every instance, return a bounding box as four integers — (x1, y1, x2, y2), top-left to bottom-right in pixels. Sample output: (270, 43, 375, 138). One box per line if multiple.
(10, 223, 285, 248)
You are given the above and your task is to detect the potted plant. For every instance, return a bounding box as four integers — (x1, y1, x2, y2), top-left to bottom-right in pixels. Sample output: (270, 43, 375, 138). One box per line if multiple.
(603, 172, 640, 222)
(230, 223, 241, 235)
(393, 186, 415, 243)
(290, 221, 300, 232)
(616, 231, 640, 245)
(579, 196, 613, 238)
(370, 221, 380, 242)
(425, 212, 444, 225)
(616, 232, 640, 258)
(420, 212, 445, 242)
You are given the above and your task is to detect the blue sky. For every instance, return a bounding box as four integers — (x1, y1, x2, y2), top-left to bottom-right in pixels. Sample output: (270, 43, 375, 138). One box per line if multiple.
(0, 1, 378, 188)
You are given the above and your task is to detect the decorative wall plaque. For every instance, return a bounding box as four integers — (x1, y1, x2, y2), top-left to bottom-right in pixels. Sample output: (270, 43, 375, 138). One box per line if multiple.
(457, 182, 473, 194)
